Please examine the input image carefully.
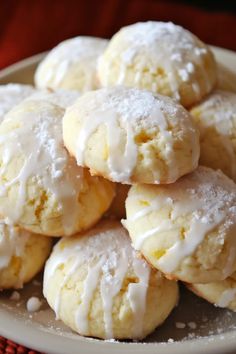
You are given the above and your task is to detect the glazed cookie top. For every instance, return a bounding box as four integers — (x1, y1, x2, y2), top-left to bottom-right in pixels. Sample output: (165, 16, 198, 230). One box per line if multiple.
(35, 36, 108, 92)
(124, 166, 236, 282)
(44, 220, 153, 339)
(0, 84, 35, 122)
(98, 21, 217, 107)
(63, 86, 199, 184)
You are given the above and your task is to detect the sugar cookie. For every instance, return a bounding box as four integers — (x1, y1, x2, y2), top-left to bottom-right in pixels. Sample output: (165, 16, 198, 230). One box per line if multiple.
(35, 36, 108, 92)
(0, 99, 115, 236)
(124, 166, 236, 283)
(43, 220, 178, 339)
(98, 21, 217, 107)
(63, 86, 199, 184)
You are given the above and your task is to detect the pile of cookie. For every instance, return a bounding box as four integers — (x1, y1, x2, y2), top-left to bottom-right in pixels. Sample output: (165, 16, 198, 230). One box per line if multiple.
(1, 21, 236, 340)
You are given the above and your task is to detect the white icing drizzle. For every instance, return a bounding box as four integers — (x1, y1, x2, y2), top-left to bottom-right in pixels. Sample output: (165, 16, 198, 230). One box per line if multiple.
(44, 222, 151, 339)
(0, 100, 84, 235)
(99, 249, 129, 338)
(100, 21, 213, 101)
(157, 212, 225, 273)
(125, 167, 236, 274)
(35, 37, 108, 90)
(134, 221, 174, 251)
(217, 288, 236, 308)
(0, 84, 35, 122)
(127, 256, 150, 338)
(73, 86, 198, 183)
(76, 259, 103, 334)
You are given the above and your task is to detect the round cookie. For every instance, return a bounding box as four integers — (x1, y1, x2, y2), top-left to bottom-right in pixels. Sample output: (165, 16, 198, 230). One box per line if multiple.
(63, 86, 200, 184)
(0, 221, 52, 289)
(0, 83, 35, 122)
(106, 184, 130, 219)
(123, 166, 236, 284)
(35, 36, 108, 92)
(187, 272, 236, 311)
(27, 88, 80, 108)
(43, 220, 178, 340)
(98, 21, 217, 107)
(0, 98, 115, 236)
(190, 90, 236, 182)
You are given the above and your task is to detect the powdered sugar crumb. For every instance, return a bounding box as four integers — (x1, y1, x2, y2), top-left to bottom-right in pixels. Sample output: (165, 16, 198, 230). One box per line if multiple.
(26, 296, 42, 312)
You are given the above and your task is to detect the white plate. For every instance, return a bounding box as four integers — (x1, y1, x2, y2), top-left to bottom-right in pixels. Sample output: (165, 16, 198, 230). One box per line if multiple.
(0, 47, 236, 354)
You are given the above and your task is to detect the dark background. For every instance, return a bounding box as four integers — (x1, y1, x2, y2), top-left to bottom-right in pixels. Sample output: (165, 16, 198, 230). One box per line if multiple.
(0, 0, 236, 69)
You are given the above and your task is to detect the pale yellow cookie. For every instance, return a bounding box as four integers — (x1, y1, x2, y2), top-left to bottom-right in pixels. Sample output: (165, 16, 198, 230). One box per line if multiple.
(0, 221, 52, 289)
(0, 99, 115, 236)
(0, 84, 35, 122)
(123, 166, 236, 284)
(98, 21, 217, 107)
(106, 184, 130, 219)
(187, 272, 236, 312)
(35, 36, 108, 92)
(43, 220, 178, 340)
(190, 90, 236, 182)
(63, 86, 199, 184)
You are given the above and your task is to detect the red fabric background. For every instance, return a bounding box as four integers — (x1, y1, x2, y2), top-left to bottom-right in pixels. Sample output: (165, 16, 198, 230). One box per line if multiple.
(0, 0, 236, 69)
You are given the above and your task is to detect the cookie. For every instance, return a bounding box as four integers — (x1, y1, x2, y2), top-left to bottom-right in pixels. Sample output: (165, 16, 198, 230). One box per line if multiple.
(63, 86, 199, 184)
(0, 99, 115, 236)
(35, 36, 108, 92)
(43, 220, 178, 339)
(98, 21, 217, 107)
(123, 166, 236, 283)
